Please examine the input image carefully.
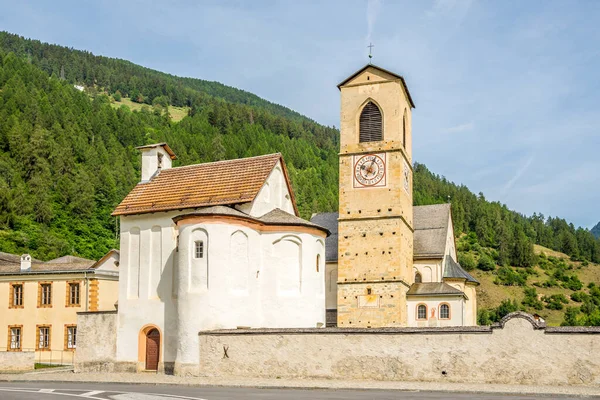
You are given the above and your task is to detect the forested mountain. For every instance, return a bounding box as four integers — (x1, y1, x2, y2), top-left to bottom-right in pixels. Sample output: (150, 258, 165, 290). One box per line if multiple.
(592, 222, 600, 238)
(0, 32, 599, 325)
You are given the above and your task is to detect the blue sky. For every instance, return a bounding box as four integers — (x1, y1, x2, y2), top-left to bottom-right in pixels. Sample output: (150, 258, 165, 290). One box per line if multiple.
(1, 0, 599, 229)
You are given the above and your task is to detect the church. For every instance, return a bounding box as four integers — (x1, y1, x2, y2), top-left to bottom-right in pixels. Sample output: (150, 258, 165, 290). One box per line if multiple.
(106, 63, 477, 374)
(312, 64, 478, 328)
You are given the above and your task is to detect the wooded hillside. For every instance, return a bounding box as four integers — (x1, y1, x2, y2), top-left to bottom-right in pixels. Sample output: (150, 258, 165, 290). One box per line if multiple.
(0, 32, 599, 325)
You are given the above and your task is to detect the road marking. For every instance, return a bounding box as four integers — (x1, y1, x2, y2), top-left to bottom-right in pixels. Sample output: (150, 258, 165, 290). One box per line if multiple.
(81, 390, 104, 397)
(0, 387, 208, 400)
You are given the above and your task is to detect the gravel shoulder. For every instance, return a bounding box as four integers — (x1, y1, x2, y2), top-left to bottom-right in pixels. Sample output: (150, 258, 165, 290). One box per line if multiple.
(0, 371, 598, 397)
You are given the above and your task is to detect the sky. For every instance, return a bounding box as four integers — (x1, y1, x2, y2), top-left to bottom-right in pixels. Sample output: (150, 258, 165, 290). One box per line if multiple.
(1, 0, 599, 229)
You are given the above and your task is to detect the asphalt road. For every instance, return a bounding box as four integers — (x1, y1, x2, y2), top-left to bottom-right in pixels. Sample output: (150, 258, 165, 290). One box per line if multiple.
(0, 382, 595, 400)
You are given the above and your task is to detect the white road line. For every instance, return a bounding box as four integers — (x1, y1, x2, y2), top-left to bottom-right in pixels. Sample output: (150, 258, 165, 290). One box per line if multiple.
(0, 387, 208, 400)
(80, 390, 104, 397)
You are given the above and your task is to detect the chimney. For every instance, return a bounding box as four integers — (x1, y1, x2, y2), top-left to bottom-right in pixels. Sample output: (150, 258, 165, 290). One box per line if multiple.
(135, 143, 177, 183)
(20, 254, 31, 271)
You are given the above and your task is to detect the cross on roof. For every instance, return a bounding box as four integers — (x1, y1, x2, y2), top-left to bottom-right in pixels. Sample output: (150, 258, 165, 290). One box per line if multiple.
(368, 43, 374, 63)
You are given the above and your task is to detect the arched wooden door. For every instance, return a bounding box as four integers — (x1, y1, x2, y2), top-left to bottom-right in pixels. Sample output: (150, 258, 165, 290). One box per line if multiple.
(145, 329, 160, 371)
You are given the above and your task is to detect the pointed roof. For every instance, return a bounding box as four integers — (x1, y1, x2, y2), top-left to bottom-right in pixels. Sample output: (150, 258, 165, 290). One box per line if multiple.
(444, 255, 479, 285)
(135, 143, 177, 160)
(337, 64, 415, 108)
(113, 153, 298, 216)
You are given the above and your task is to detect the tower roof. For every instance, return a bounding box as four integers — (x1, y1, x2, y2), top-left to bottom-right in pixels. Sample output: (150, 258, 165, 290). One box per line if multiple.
(135, 143, 178, 160)
(337, 64, 415, 108)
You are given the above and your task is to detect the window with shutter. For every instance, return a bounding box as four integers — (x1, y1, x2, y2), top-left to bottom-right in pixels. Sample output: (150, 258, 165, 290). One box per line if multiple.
(359, 102, 383, 143)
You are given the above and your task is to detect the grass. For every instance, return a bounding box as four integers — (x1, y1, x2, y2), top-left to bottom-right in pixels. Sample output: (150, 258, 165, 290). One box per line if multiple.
(109, 97, 190, 122)
(471, 244, 600, 326)
(34, 363, 64, 369)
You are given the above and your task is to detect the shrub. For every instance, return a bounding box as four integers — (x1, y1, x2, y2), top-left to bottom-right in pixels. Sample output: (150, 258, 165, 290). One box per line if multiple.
(458, 253, 477, 271)
(112, 90, 122, 102)
(494, 267, 527, 286)
(521, 287, 543, 310)
(477, 255, 495, 271)
(543, 294, 569, 310)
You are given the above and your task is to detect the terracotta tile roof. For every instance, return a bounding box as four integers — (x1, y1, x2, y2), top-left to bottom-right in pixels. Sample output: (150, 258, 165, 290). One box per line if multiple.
(113, 153, 297, 216)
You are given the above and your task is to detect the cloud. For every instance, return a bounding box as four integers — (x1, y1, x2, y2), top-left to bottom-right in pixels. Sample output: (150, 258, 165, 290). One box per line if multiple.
(444, 121, 474, 133)
(366, 0, 382, 44)
(502, 154, 535, 194)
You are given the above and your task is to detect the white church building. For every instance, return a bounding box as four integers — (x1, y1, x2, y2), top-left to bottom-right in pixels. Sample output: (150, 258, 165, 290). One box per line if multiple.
(111, 143, 328, 374)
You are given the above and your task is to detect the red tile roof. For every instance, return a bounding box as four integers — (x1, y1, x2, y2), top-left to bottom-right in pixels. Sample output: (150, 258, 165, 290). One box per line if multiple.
(113, 153, 298, 216)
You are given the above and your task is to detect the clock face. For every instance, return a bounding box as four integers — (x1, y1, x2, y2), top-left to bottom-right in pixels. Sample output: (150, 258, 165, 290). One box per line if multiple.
(354, 154, 386, 187)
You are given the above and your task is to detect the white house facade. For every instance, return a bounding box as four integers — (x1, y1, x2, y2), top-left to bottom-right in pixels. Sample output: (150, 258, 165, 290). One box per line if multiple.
(112, 144, 328, 375)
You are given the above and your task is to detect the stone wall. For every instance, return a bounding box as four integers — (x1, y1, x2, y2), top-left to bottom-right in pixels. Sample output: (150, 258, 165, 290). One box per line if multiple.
(74, 310, 117, 373)
(198, 313, 600, 386)
(0, 350, 34, 372)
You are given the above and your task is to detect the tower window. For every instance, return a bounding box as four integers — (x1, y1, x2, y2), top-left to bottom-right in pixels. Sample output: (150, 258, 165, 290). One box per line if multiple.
(157, 153, 164, 169)
(359, 102, 383, 142)
(403, 112, 407, 147)
(316, 254, 320, 272)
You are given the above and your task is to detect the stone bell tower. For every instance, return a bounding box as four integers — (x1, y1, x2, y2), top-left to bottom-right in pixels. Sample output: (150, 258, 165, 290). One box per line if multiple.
(336, 64, 415, 328)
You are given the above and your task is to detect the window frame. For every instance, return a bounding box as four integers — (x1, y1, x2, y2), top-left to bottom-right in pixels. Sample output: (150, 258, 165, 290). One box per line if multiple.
(194, 240, 204, 259)
(65, 324, 77, 350)
(38, 282, 52, 308)
(439, 303, 451, 320)
(358, 101, 383, 143)
(416, 303, 428, 320)
(36, 325, 51, 351)
(7, 325, 23, 351)
(66, 281, 81, 307)
(9, 282, 24, 309)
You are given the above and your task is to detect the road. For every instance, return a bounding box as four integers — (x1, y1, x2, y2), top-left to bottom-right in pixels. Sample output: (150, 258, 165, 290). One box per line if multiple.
(0, 382, 594, 400)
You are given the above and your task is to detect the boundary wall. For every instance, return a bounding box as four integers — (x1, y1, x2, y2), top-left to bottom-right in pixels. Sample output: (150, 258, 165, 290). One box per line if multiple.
(198, 313, 600, 386)
(0, 350, 35, 373)
(75, 311, 600, 385)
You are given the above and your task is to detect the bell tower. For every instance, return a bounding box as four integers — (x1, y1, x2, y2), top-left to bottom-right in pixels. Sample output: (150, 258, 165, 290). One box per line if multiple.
(336, 64, 415, 328)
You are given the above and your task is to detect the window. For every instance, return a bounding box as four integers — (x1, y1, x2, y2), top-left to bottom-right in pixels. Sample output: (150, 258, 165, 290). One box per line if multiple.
(68, 283, 80, 306)
(440, 304, 450, 320)
(194, 240, 204, 259)
(39, 283, 52, 307)
(66, 325, 77, 349)
(359, 101, 383, 142)
(10, 283, 23, 308)
(157, 152, 163, 169)
(37, 326, 50, 350)
(8, 326, 22, 351)
(415, 272, 422, 283)
(316, 254, 321, 272)
(417, 304, 427, 320)
(402, 112, 407, 147)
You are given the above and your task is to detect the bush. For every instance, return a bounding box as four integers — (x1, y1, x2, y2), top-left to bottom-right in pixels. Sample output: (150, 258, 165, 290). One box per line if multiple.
(458, 252, 477, 271)
(571, 292, 588, 303)
(522, 287, 544, 310)
(494, 266, 527, 286)
(112, 90, 122, 102)
(543, 294, 569, 310)
(477, 255, 495, 271)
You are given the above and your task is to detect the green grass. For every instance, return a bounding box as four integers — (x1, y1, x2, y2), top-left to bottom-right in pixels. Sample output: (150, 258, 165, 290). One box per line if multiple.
(468, 243, 600, 326)
(34, 363, 64, 369)
(110, 97, 190, 122)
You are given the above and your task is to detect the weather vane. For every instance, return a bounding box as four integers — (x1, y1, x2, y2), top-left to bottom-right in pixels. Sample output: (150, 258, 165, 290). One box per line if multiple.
(368, 43, 374, 64)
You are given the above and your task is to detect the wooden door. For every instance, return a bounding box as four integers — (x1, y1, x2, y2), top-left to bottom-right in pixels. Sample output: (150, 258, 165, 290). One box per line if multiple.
(145, 329, 160, 371)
